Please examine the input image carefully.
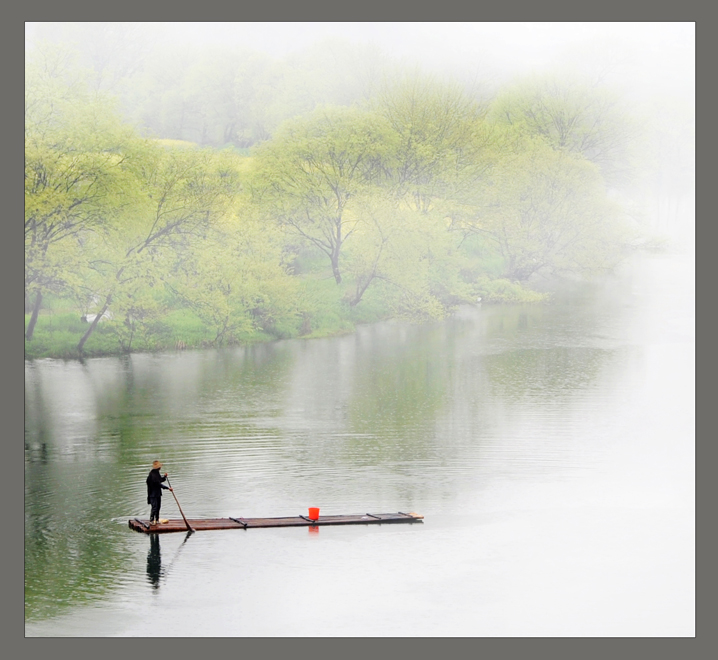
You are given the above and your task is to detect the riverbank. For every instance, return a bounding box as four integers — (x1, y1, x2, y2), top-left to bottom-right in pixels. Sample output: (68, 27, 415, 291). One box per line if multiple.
(24, 278, 548, 360)
(24, 304, 371, 360)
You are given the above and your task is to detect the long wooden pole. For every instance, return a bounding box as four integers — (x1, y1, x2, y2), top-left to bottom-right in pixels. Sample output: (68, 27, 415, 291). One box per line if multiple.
(165, 476, 194, 533)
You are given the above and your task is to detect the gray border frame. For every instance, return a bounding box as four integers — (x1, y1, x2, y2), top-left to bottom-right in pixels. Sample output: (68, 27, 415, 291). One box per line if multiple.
(13, 3, 704, 658)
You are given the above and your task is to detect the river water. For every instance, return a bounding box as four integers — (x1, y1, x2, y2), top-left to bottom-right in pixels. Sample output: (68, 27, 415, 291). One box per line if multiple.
(24, 251, 694, 637)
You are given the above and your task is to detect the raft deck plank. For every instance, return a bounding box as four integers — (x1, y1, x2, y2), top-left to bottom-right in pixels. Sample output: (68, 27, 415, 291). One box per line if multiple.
(128, 512, 423, 534)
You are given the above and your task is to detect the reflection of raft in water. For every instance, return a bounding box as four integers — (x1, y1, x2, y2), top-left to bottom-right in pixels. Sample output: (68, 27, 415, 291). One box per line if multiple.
(129, 512, 424, 534)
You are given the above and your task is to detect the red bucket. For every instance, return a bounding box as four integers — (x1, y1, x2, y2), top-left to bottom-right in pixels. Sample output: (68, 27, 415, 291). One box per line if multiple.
(308, 507, 320, 520)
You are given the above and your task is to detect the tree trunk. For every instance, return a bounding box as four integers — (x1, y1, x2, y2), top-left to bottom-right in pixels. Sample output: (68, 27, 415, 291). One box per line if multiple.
(77, 296, 111, 354)
(332, 263, 342, 284)
(350, 273, 376, 307)
(350, 239, 386, 306)
(25, 291, 43, 341)
(331, 252, 342, 284)
(331, 221, 343, 284)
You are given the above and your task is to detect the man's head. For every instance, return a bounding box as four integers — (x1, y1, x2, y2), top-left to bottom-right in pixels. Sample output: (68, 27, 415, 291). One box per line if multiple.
(152, 460, 162, 469)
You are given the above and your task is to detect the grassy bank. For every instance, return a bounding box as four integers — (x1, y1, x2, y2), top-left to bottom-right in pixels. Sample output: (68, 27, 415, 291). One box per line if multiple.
(24, 274, 547, 360)
(23, 293, 389, 360)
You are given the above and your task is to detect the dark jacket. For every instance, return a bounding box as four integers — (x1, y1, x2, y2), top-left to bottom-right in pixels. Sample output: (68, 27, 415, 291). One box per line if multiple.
(147, 468, 169, 503)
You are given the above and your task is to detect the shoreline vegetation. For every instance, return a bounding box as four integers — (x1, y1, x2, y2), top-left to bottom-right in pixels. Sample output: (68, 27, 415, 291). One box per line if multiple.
(24, 280, 548, 360)
(25, 30, 690, 361)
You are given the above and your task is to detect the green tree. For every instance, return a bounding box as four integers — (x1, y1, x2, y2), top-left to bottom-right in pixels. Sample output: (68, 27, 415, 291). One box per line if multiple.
(167, 210, 300, 345)
(371, 74, 493, 212)
(75, 145, 239, 354)
(25, 44, 142, 339)
(251, 106, 398, 284)
(464, 136, 627, 281)
(489, 75, 640, 190)
(343, 194, 473, 316)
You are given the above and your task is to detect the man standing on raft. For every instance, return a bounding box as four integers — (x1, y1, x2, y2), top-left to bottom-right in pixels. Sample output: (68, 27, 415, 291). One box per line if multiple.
(147, 460, 173, 525)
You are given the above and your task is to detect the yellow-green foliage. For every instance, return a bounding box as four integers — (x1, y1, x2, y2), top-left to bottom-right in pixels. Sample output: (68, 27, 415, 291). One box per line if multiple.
(473, 277, 548, 304)
(25, 51, 639, 359)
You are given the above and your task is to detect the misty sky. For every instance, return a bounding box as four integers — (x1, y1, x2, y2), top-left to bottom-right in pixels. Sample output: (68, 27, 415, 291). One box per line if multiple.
(162, 23, 693, 94)
(25, 22, 694, 96)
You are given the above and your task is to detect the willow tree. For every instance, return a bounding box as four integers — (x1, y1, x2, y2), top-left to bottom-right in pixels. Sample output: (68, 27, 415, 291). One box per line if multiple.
(467, 136, 628, 281)
(343, 194, 473, 317)
(25, 44, 142, 340)
(489, 75, 640, 191)
(371, 74, 494, 213)
(250, 105, 397, 284)
(75, 145, 239, 354)
(165, 209, 300, 345)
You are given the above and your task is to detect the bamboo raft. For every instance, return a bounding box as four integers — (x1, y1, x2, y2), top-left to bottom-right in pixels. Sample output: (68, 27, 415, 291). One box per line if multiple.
(129, 512, 424, 534)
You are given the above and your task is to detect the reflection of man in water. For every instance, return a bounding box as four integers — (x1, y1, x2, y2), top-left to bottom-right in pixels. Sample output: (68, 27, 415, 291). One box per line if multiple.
(147, 534, 162, 589)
